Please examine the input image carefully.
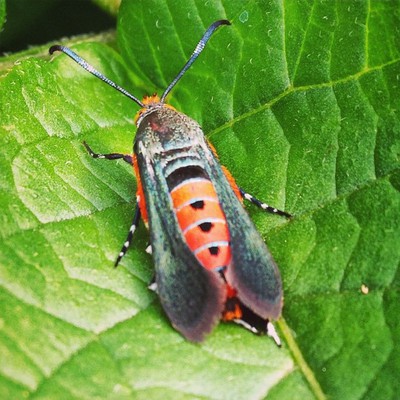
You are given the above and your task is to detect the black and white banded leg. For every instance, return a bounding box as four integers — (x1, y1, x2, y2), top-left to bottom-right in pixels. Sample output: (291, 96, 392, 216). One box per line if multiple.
(239, 188, 291, 218)
(83, 141, 139, 265)
(114, 205, 141, 267)
(83, 141, 133, 165)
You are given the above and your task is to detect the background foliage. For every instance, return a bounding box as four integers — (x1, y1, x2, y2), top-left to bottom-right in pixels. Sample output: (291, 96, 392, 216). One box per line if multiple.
(0, 0, 399, 399)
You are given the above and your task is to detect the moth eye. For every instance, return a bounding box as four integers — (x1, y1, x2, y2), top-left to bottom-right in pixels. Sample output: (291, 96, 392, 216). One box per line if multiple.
(199, 222, 213, 232)
(209, 246, 219, 255)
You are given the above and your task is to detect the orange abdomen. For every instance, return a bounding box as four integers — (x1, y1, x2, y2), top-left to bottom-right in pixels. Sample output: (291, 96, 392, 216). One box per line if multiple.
(170, 178, 231, 271)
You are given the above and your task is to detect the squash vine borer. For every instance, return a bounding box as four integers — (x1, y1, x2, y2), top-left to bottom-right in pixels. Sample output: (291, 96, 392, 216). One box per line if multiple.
(50, 20, 291, 345)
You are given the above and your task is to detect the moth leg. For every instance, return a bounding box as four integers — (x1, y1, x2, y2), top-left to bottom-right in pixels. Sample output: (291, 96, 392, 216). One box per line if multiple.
(145, 243, 152, 255)
(239, 188, 291, 218)
(83, 141, 133, 165)
(229, 300, 282, 346)
(148, 276, 158, 292)
(143, 244, 158, 291)
(114, 205, 141, 267)
(266, 322, 282, 347)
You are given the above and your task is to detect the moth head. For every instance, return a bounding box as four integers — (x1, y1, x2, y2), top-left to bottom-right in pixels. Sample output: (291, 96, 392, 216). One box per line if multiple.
(134, 94, 176, 126)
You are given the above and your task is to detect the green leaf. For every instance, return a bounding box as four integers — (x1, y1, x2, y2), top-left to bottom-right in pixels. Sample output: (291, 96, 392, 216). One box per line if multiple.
(0, 0, 399, 399)
(92, 0, 121, 16)
(0, 0, 5, 31)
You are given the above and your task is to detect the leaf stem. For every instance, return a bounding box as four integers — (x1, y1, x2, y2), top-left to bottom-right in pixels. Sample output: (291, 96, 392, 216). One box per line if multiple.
(278, 317, 327, 400)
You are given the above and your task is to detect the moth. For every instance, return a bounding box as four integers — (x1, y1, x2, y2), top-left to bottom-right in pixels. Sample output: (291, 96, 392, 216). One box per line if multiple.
(50, 20, 290, 344)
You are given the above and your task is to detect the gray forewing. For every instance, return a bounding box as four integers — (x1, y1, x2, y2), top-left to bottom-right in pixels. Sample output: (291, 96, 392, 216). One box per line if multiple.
(198, 143, 283, 320)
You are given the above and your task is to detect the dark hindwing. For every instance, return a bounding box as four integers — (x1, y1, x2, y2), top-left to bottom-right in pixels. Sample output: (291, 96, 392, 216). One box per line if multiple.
(199, 143, 283, 320)
(136, 150, 225, 342)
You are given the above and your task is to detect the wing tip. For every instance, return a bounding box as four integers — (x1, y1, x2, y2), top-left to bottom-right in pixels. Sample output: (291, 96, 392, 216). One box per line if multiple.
(243, 290, 283, 321)
(226, 256, 283, 321)
(175, 311, 220, 342)
(161, 269, 226, 343)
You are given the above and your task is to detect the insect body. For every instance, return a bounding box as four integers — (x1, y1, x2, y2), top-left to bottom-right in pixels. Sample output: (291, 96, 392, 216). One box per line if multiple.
(50, 20, 290, 344)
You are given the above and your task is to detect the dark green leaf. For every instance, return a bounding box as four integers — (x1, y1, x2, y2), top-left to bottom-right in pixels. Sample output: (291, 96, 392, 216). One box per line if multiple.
(0, 0, 399, 399)
(0, 0, 5, 31)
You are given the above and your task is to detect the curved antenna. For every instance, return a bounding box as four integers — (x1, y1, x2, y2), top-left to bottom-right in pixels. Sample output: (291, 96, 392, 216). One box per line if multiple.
(160, 19, 231, 103)
(49, 45, 145, 108)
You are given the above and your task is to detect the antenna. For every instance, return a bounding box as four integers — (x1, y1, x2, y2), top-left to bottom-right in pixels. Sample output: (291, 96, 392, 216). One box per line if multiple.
(160, 19, 231, 103)
(49, 19, 231, 107)
(49, 45, 145, 108)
